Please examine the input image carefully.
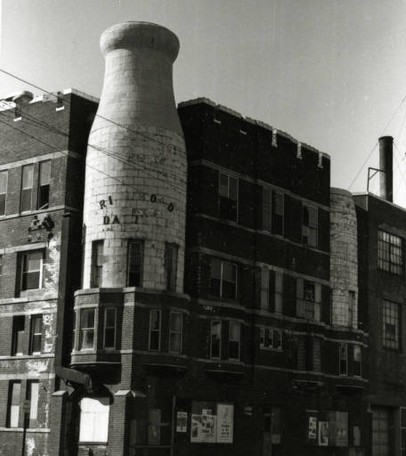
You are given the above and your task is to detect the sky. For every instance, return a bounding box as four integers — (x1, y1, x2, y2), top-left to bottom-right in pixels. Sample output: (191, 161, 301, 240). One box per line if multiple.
(1, 0, 406, 203)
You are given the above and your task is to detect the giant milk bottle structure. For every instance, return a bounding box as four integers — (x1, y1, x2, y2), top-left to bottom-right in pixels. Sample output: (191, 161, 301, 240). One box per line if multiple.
(82, 22, 186, 291)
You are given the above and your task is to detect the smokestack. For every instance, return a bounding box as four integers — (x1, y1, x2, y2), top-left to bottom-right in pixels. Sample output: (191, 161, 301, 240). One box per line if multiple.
(379, 136, 393, 202)
(82, 22, 187, 290)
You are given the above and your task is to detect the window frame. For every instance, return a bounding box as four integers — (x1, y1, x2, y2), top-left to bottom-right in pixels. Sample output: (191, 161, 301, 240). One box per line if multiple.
(210, 320, 222, 359)
(164, 242, 178, 292)
(302, 203, 318, 248)
(79, 308, 96, 351)
(339, 343, 348, 376)
(37, 160, 51, 210)
(11, 316, 25, 356)
(382, 300, 400, 350)
(169, 311, 183, 354)
(228, 321, 241, 361)
(127, 240, 144, 287)
(103, 307, 117, 350)
(0, 170, 8, 216)
(7, 381, 21, 428)
(353, 345, 362, 377)
(296, 278, 321, 322)
(218, 172, 238, 222)
(91, 240, 104, 288)
(377, 229, 404, 275)
(259, 327, 283, 351)
(210, 258, 238, 300)
(149, 309, 161, 351)
(20, 164, 34, 212)
(19, 250, 44, 294)
(26, 380, 39, 428)
(29, 314, 42, 354)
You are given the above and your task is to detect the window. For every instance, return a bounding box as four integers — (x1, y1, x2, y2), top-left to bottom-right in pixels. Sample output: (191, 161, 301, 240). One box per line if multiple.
(296, 279, 321, 321)
(302, 204, 318, 247)
(273, 192, 284, 235)
(210, 258, 238, 300)
(264, 406, 282, 445)
(11, 316, 25, 355)
(148, 408, 162, 445)
(91, 241, 104, 288)
(169, 312, 183, 353)
(218, 172, 238, 221)
(127, 240, 143, 287)
(21, 164, 34, 212)
(275, 272, 283, 314)
(353, 345, 362, 377)
(7, 381, 21, 428)
(260, 328, 282, 350)
(26, 380, 39, 427)
(296, 337, 321, 371)
(37, 160, 51, 209)
(210, 320, 221, 359)
(164, 243, 178, 291)
(372, 408, 390, 456)
(260, 268, 283, 314)
(19, 250, 44, 292)
(383, 300, 400, 349)
(349, 291, 357, 329)
(378, 230, 404, 275)
(228, 321, 240, 360)
(339, 343, 348, 375)
(149, 310, 161, 351)
(103, 308, 116, 349)
(0, 170, 7, 215)
(29, 315, 42, 354)
(262, 188, 272, 231)
(79, 308, 95, 350)
(79, 397, 110, 443)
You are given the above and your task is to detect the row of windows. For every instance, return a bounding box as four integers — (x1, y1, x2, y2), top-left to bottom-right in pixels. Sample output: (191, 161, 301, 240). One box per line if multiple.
(91, 240, 179, 290)
(218, 172, 319, 248)
(210, 258, 327, 323)
(76, 308, 184, 354)
(0, 160, 51, 216)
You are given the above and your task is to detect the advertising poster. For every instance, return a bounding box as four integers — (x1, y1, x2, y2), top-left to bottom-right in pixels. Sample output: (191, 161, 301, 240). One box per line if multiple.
(216, 403, 234, 443)
(318, 421, 329, 446)
(191, 413, 216, 443)
(308, 416, 318, 440)
(176, 411, 188, 433)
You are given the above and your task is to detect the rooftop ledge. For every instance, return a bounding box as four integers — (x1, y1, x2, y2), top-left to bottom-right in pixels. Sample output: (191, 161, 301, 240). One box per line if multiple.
(178, 97, 330, 160)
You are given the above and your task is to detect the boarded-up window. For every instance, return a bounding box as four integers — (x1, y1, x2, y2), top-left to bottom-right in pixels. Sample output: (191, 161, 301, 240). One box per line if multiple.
(79, 397, 110, 443)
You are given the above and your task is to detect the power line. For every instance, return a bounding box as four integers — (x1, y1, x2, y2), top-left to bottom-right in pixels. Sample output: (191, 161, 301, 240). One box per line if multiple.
(0, 101, 187, 199)
(0, 67, 187, 167)
(348, 93, 406, 191)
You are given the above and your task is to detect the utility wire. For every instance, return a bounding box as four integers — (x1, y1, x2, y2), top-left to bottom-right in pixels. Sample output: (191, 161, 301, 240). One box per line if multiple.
(348, 93, 406, 191)
(0, 67, 186, 165)
(0, 102, 187, 199)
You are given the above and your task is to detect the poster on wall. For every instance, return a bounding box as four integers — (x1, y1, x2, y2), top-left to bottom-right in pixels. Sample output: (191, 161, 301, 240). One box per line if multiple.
(190, 401, 234, 444)
(191, 412, 216, 443)
(318, 421, 329, 446)
(308, 416, 318, 440)
(176, 411, 188, 433)
(216, 403, 234, 443)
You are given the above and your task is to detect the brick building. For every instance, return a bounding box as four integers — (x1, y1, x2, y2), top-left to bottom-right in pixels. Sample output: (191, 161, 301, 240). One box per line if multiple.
(354, 136, 406, 456)
(0, 21, 373, 456)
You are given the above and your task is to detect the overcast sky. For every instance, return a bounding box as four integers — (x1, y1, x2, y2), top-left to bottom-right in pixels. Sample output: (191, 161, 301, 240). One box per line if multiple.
(1, 0, 406, 203)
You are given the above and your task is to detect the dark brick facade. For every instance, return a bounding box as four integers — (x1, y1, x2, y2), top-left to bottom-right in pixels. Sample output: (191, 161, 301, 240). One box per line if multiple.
(0, 93, 371, 455)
